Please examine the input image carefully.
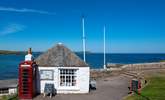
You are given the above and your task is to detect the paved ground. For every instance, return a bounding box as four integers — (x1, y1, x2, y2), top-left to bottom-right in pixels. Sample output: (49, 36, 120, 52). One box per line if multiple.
(34, 75, 131, 100)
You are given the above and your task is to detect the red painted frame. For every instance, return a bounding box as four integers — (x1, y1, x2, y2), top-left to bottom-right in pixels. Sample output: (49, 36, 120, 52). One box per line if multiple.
(18, 61, 37, 99)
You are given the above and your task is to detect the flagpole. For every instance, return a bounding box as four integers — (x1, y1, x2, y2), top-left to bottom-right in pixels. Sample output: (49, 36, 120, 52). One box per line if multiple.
(82, 16, 86, 62)
(103, 25, 106, 69)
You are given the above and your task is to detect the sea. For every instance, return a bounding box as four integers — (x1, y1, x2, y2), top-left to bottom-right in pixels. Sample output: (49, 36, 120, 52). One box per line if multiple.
(1, 53, 165, 80)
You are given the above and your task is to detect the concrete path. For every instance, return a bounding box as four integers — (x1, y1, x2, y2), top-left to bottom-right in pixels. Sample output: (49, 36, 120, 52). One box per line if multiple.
(34, 75, 131, 100)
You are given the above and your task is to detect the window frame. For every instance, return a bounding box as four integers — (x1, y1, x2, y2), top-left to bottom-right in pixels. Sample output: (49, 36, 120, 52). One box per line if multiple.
(58, 68, 78, 89)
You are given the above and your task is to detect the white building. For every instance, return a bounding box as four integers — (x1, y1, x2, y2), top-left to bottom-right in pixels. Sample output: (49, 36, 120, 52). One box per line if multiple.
(35, 43, 90, 94)
(0, 79, 17, 96)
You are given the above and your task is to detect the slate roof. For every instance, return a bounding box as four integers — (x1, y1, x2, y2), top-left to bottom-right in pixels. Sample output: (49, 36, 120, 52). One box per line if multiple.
(35, 44, 88, 67)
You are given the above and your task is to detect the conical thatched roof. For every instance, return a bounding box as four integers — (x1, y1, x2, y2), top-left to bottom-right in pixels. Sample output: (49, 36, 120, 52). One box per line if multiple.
(35, 43, 88, 67)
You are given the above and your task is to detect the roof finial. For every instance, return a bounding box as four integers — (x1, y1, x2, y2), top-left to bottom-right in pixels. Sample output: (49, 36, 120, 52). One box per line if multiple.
(58, 42, 63, 45)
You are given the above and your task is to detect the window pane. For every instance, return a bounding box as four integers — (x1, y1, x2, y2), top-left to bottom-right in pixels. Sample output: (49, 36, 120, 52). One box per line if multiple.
(0, 88, 9, 94)
(60, 69, 77, 87)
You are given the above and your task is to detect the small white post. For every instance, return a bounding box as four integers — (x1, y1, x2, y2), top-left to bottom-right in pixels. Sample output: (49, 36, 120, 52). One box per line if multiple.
(103, 25, 106, 69)
(82, 16, 86, 62)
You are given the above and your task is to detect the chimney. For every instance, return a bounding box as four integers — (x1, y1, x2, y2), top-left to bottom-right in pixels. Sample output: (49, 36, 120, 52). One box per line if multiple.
(28, 48, 32, 54)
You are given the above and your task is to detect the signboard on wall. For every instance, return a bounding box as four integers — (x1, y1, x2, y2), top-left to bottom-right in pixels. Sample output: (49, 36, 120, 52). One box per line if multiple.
(40, 70, 54, 80)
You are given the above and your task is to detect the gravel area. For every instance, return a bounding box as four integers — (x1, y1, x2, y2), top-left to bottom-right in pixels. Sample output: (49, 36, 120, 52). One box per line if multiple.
(34, 75, 131, 100)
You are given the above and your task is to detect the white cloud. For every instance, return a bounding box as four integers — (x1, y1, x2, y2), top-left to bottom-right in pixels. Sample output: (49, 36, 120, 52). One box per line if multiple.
(0, 24, 25, 36)
(0, 7, 55, 15)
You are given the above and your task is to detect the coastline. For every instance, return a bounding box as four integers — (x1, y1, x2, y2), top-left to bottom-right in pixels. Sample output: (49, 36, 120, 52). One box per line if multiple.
(0, 50, 25, 55)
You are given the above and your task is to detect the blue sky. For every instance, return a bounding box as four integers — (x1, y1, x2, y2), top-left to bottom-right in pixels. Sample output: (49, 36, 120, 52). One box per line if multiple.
(0, 0, 165, 53)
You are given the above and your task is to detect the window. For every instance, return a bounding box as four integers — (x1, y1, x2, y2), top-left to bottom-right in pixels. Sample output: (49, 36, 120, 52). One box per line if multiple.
(0, 88, 9, 94)
(59, 69, 77, 87)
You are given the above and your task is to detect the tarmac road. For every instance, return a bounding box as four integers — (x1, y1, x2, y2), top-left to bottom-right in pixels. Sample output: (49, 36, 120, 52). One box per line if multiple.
(34, 75, 131, 100)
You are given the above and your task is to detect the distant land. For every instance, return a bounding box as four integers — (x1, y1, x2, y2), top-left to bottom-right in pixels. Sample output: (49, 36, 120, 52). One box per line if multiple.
(0, 50, 92, 55)
(0, 50, 26, 55)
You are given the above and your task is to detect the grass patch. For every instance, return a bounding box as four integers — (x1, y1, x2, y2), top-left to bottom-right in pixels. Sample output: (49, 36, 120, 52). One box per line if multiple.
(124, 73, 165, 100)
(0, 94, 18, 100)
(159, 60, 165, 62)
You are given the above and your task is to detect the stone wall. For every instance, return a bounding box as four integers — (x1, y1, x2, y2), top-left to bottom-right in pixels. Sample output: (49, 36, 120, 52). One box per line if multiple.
(122, 62, 165, 71)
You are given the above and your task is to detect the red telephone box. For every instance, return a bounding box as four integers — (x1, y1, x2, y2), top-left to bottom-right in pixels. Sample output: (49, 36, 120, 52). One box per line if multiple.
(18, 61, 37, 99)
